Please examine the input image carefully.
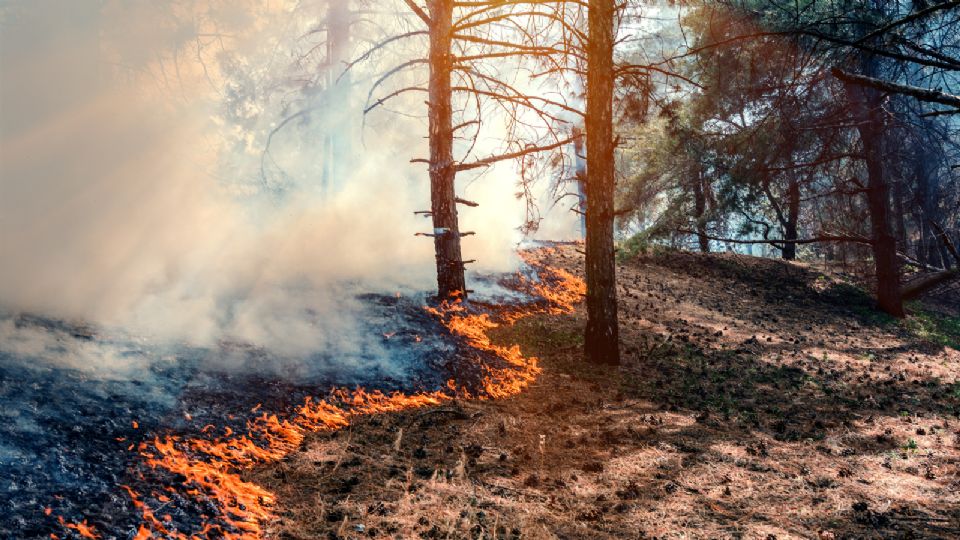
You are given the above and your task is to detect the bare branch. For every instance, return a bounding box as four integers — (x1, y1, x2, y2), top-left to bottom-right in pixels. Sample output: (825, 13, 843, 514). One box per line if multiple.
(855, 1, 960, 45)
(455, 136, 576, 172)
(402, 0, 431, 26)
(832, 68, 960, 109)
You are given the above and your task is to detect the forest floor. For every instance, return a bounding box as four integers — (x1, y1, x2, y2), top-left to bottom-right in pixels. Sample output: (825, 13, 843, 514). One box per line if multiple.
(250, 245, 960, 539)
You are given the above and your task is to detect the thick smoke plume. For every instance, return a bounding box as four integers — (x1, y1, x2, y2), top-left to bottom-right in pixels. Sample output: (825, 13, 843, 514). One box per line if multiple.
(0, 1, 576, 372)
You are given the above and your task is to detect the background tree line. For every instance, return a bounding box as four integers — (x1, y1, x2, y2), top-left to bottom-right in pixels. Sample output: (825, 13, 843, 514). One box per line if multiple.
(618, 0, 960, 319)
(100, 1, 956, 365)
(342, 0, 960, 365)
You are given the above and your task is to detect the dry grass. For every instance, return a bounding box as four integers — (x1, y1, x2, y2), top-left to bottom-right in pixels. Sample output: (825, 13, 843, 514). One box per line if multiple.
(250, 246, 960, 539)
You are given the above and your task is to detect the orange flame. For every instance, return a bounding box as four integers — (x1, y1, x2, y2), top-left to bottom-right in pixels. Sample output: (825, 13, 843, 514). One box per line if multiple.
(58, 517, 100, 539)
(56, 249, 583, 539)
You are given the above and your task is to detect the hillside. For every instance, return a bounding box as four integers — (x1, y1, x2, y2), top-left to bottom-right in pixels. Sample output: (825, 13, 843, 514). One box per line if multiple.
(251, 245, 960, 539)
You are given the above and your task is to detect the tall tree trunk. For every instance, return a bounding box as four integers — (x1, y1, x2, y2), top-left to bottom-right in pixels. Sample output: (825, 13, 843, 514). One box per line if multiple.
(892, 177, 907, 253)
(915, 164, 929, 266)
(842, 78, 904, 317)
(955, 231, 960, 269)
(913, 146, 941, 268)
(427, 0, 466, 299)
(693, 167, 709, 253)
(938, 241, 953, 270)
(584, 0, 620, 365)
(783, 177, 800, 260)
(925, 221, 945, 269)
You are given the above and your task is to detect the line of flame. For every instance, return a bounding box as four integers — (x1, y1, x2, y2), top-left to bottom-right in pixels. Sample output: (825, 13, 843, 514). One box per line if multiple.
(54, 254, 584, 539)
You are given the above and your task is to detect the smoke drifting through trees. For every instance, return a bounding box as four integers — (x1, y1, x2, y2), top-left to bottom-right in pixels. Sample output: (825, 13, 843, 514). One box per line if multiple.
(1, 0, 956, 368)
(0, 1, 581, 364)
(359, 0, 586, 300)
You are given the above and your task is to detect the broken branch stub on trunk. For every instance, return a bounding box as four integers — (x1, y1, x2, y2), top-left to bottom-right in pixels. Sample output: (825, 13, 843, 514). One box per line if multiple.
(353, 1, 594, 300)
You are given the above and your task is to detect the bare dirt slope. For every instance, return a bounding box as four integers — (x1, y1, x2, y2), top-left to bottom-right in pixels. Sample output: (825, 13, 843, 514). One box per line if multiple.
(251, 246, 960, 539)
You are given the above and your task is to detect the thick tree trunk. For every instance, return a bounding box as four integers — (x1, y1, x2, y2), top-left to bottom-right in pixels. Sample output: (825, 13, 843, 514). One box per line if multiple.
(915, 233, 926, 267)
(843, 79, 904, 317)
(427, 0, 466, 299)
(693, 167, 709, 253)
(863, 135, 904, 316)
(584, 0, 620, 366)
(863, 151, 904, 315)
(783, 177, 800, 260)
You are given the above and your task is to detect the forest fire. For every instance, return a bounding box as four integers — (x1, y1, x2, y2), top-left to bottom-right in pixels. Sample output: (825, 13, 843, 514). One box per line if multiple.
(6, 1, 958, 538)
(51, 252, 584, 539)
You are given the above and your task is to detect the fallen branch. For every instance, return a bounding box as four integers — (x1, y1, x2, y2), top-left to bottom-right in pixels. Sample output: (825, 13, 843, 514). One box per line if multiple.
(901, 268, 960, 301)
(899, 252, 945, 272)
(900, 220, 960, 299)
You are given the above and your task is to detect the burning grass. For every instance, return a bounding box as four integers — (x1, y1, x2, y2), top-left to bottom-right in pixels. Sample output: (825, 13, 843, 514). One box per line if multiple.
(52, 249, 584, 539)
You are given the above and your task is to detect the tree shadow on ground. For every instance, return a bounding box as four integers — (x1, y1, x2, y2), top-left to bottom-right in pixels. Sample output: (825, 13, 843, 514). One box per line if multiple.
(254, 249, 959, 539)
(598, 251, 960, 538)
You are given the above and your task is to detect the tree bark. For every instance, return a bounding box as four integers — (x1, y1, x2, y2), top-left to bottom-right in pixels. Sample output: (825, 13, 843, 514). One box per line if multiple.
(693, 166, 709, 253)
(914, 155, 931, 266)
(427, 0, 466, 299)
(940, 241, 954, 270)
(584, 0, 620, 365)
(783, 177, 800, 260)
(892, 177, 907, 253)
(841, 75, 904, 317)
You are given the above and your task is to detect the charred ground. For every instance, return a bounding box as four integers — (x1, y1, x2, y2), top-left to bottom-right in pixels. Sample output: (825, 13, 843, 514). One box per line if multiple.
(1, 291, 482, 539)
(253, 245, 960, 539)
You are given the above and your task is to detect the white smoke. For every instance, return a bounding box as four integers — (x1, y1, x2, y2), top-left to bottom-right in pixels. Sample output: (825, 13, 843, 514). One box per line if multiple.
(0, 1, 578, 366)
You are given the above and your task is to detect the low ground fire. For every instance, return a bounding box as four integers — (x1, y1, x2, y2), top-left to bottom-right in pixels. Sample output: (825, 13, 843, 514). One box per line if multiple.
(31, 250, 585, 539)
(4, 2, 960, 539)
